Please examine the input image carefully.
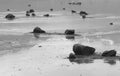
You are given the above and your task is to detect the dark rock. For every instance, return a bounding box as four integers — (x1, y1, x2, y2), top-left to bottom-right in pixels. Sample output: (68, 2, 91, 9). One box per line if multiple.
(73, 44, 95, 56)
(26, 11, 30, 14)
(69, 53, 76, 59)
(7, 9, 10, 11)
(31, 13, 36, 17)
(65, 29, 75, 35)
(33, 27, 46, 33)
(43, 14, 50, 17)
(80, 11, 88, 16)
(50, 8, 53, 11)
(28, 4, 31, 7)
(63, 8, 66, 10)
(102, 50, 117, 57)
(26, 13, 30, 17)
(110, 23, 113, 25)
(5, 14, 15, 20)
(82, 15, 86, 19)
(71, 10, 76, 14)
(79, 11, 88, 19)
(29, 9, 35, 13)
(38, 45, 42, 47)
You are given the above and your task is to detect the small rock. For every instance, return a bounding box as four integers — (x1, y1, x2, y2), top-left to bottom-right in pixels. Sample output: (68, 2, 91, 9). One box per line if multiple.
(33, 27, 46, 33)
(26, 13, 30, 17)
(102, 50, 117, 57)
(69, 53, 76, 59)
(65, 29, 75, 35)
(110, 23, 113, 25)
(38, 45, 42, 47)
(43, 14, 50, 17)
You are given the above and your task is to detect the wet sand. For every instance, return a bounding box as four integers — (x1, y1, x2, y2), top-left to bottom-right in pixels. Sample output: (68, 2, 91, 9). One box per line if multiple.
(0, 34, 120, 76)
(0, 11, 120, 76)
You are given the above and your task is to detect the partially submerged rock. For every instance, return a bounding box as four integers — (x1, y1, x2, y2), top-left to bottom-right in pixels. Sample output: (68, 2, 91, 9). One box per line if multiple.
(43, 14, 50, 17)
(65, 29, 75, 35)
(73, 44, 95, 56)
(102, 50, 117, 57)
(110, 22, 113, 25)
(5, 14, 15, 20)
(33, 27, 46, 33)
(26, 13, 30, 17)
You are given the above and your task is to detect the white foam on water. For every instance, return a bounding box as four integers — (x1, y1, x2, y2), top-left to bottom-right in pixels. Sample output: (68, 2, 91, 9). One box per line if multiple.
(101, 39, 114, 45)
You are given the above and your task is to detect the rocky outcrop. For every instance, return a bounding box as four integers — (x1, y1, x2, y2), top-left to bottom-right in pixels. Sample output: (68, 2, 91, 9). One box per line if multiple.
(65, 29, 75, 35)
(73, 44, 95, 56)
(102, 50, 117, 57)
(33, 27, 46, 33)
(5, 14, 15, 20)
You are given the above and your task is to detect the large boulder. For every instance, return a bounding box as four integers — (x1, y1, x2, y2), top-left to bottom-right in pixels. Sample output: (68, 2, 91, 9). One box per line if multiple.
(102, 50, 117, 57)
(50, 8, 53, 11)
(65, 29, 75, 35)
(5, 14, 15, 20)
(33, 27, 46, 33)
(73, 44, 95, 56)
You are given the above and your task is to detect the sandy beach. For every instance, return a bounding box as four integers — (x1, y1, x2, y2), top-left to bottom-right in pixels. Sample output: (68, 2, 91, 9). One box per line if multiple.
(0, 0, 120, 76)
(0, 11, 119, 76)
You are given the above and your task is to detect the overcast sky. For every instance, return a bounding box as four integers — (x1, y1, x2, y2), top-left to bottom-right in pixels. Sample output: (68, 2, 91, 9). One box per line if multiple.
(0, 0, 120, 14)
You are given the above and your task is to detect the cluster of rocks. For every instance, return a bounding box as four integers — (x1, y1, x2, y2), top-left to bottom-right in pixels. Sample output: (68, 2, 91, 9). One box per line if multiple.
(26, 9, 36, 17)
(69, 44, 117, 59)
(71, 10, 88, 19)
(68, 2, 82, 5)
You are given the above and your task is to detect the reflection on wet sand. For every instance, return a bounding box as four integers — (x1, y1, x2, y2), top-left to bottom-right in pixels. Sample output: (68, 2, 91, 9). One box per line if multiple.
(68, 55, 120, 65)
(65, 35, 75, 40)
(69, 58, 93, 64)
(104, 58, 116, 65)
(33, 33, 40, 39)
